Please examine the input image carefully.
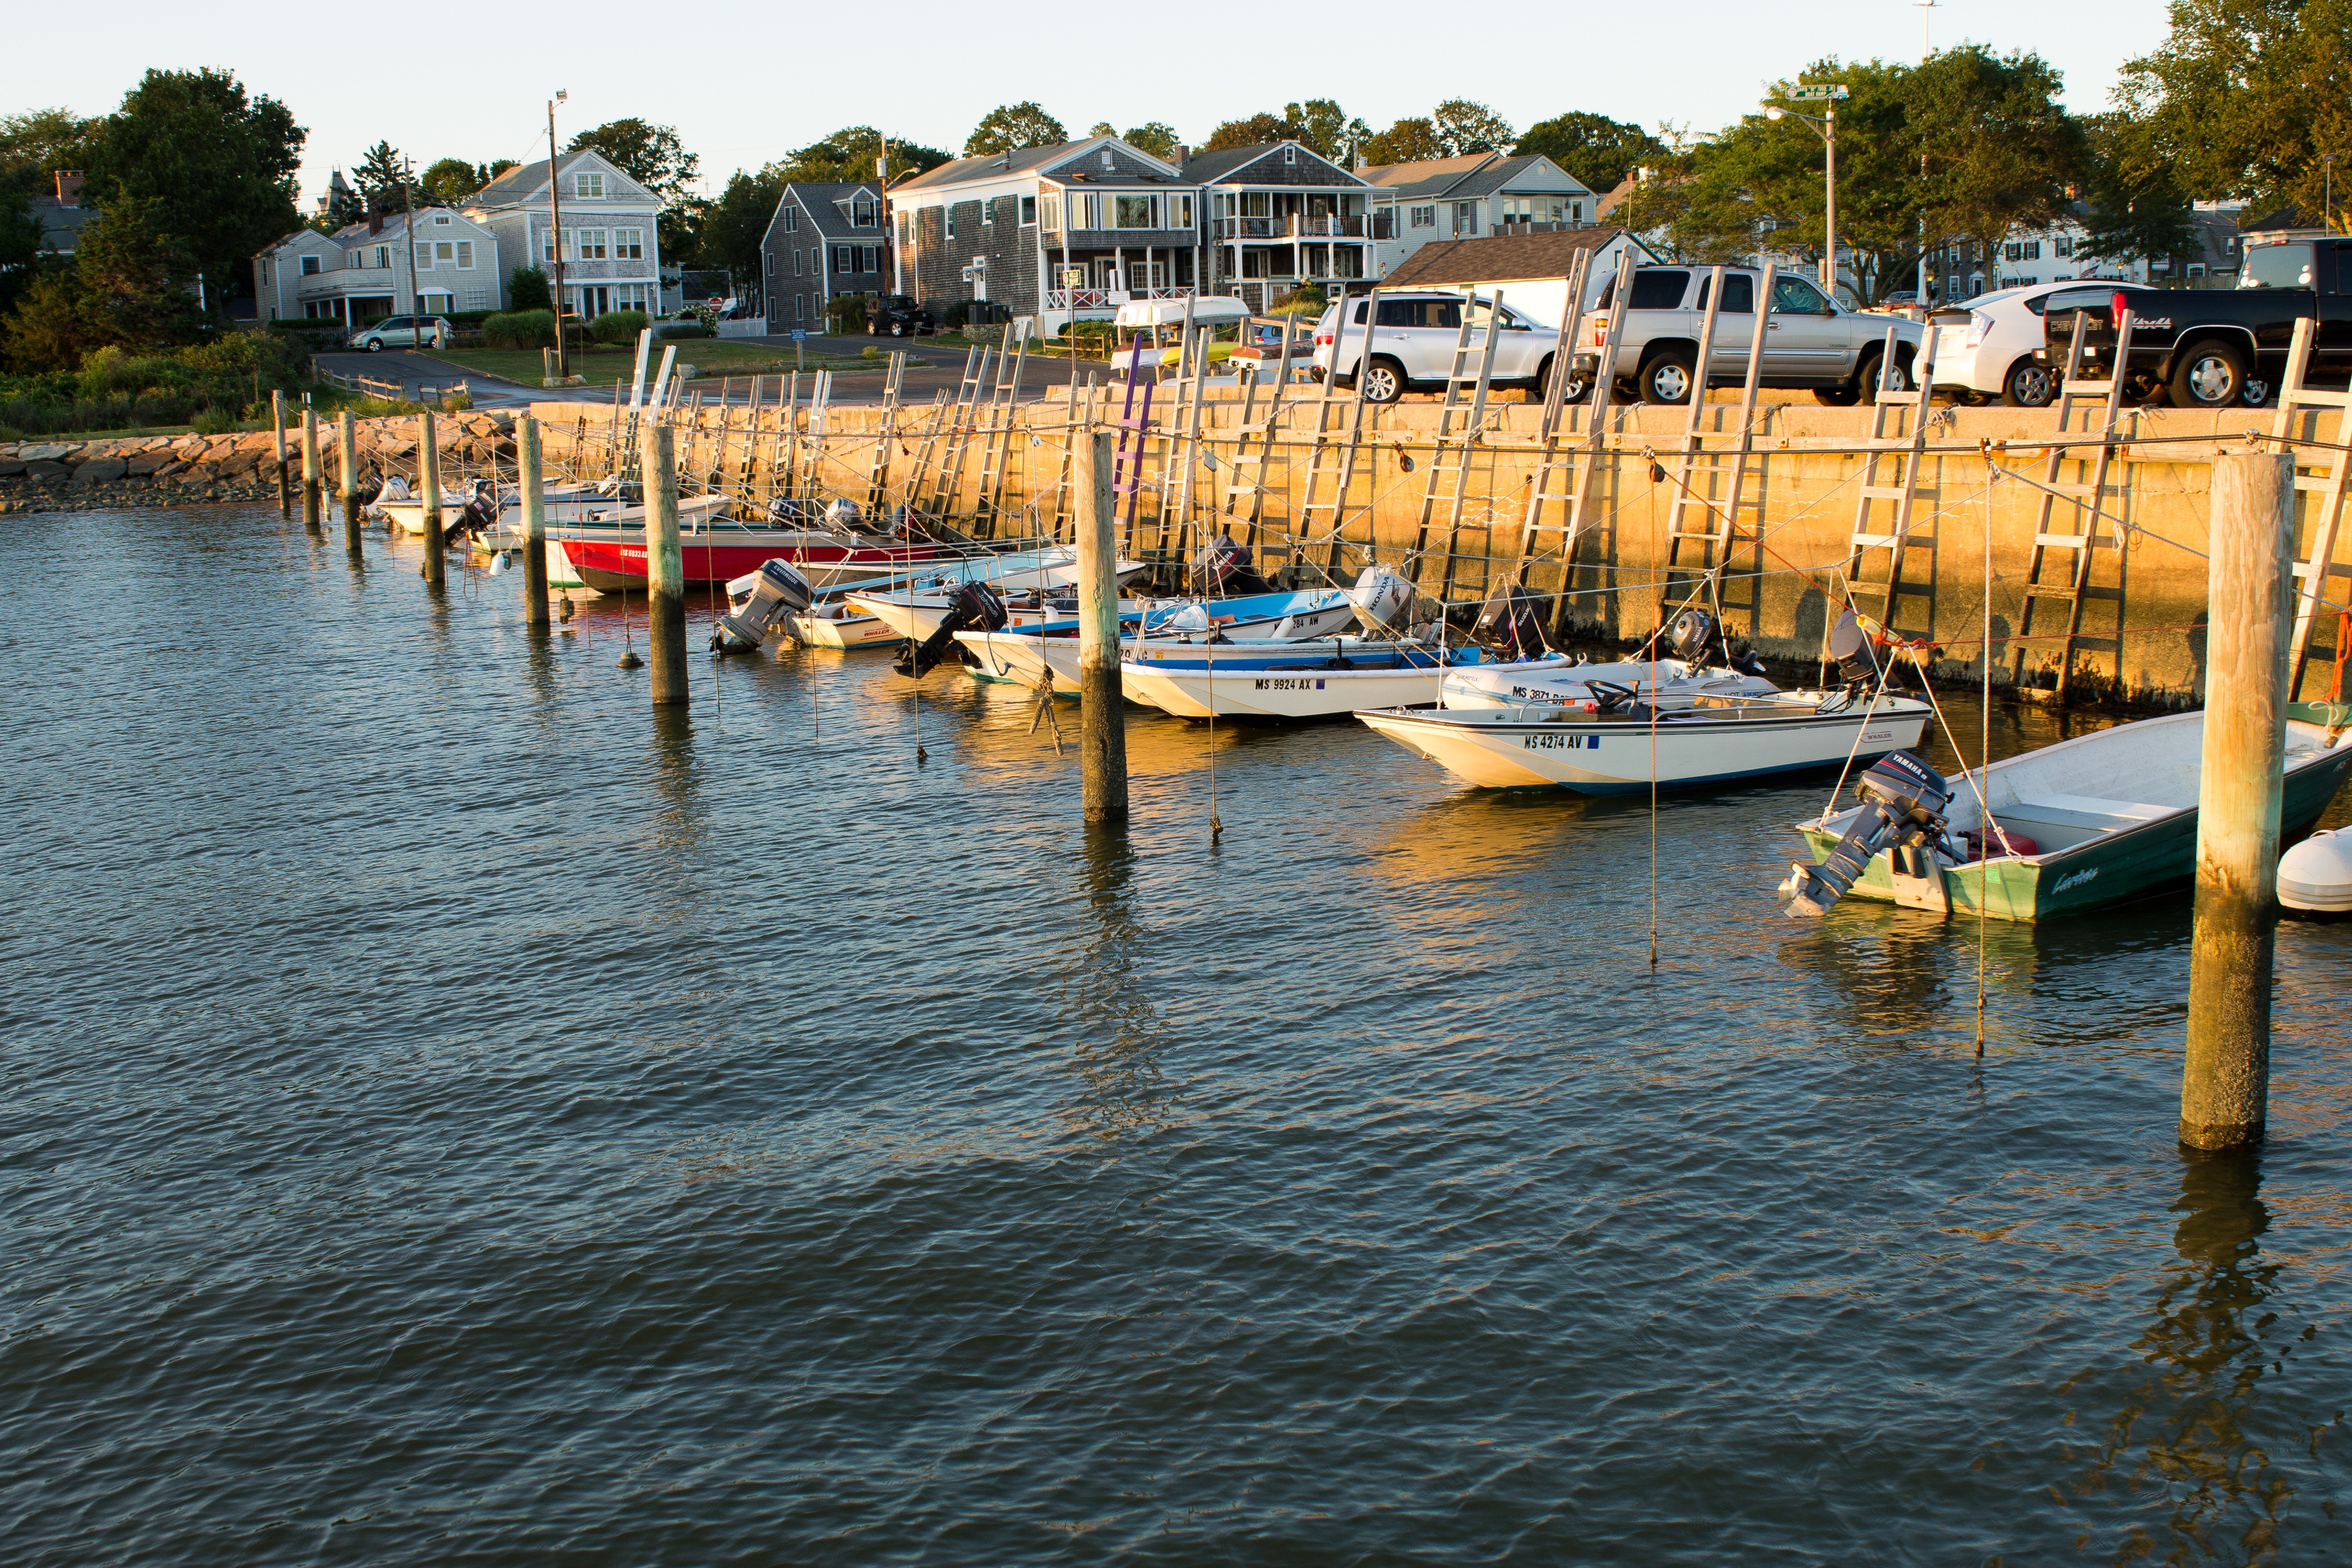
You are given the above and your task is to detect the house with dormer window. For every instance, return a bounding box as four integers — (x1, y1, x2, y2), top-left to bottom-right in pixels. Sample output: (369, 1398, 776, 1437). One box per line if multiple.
(1185, 140, 1391, 311)
(758, 182, 891, 334)
(463, 149, 663, 320)
(251, 207, 502, 324)
(1363, 153, 1596, 275)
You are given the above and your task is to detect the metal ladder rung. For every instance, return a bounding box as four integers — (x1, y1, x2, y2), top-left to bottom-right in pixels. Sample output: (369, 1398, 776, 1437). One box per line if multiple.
(1859, 486, 1916, 501)
(1850, 532, 1906, 548)
(2033, 533, 2120, 549)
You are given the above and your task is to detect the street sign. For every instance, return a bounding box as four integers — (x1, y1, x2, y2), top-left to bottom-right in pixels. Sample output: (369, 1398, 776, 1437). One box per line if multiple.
(791, 328, 806, 343)
(1062, 266, 1085, 286)
(1785, 83, 1850, 101)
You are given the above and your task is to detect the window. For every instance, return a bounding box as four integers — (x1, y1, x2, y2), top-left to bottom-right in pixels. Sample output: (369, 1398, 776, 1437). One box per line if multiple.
(1625, 269, 1690, 309)
(1693, 273, 1755, 312)
(613, 283, 650, 312)
(260, 259, 271, 284)
(1283, 144, 1297, 165)
(1454, 200, 1479, 235)
(1570, 201, 1583, 224)
(835, 244, 852, 271)
(1020, 195, 1036, 226)
(946, 206, 958, 238)
(1242, 192, 1270, 219)
(542, 230, 570, 263)
(375, 245, 390, 269)
(793, 248, 804, 276)
(433, 214, 450, 226)
(852, 197, 875, 227)
(2023, 241, 2042, 260)
(1369, 298, 1460, 329)
(1170, 193, 1192, 227)
(455, 241, 473, 269)
(1770, 276, 1833, 315)
(764, 251, 774, 277)
(1040, 194, 1060, 231)
(578, 230, 607, 260)
(2005, 242, 2022, 262)
(1411, 205, 1436, 228)
(2240, 242, 2313, 290)
(861, 246, 879, 272)
(464, 287, 490, 309)
(435, 242, 455, 264)
(301, 254, 322, 275)
(982, 198, 994, 225)
(2055, 236, 2074, 258)
(345, 249, 363, 269)
(784, 205, 799, 232)
(414, 244, 433, 271)
(575, 171, 605, 198)
(1114, 194, 1156, 228)
(614, 228, 643, 260)
(795, 293, 807, 320)
(1099, 149, 1114, 169)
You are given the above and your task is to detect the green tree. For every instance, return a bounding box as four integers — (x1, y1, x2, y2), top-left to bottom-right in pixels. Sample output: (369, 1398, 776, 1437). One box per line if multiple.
(698, 165, 785, 282)
(1909, 46, 2084, 293)
(508, 265, 552, 312)
(1433, 99, 1515, 155)
(568, 119, 702, 256)
(1125, 122, 1183, 161)
(2077, 111, 2200, 266)
(2, 194, 201, 370)
(0, 188, 43, 315)
(1203, 112, 1291, 152)
(85, 69, 303, 314)
(0, 108, 104, 197)
(964, 102, 1066, 157)
(352, 140, 413, 213)
(1283, 100, 1370, 162)
(781, 126, 949, 185)
(1515, 111, 1669, 194)
(420, 157, 485, 205)
(1362, 117, 1447, 165)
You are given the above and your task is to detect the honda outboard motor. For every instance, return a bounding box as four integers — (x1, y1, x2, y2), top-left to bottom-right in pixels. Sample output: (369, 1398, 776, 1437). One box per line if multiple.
(1476, 582, 1548, 661)
(1348, 564, 1415, 636)
(712, 559, 813, 654)
(895, 580, 1008, 677)
(1193, 533, 1273, 596)
(1783, 750, 1952, 917)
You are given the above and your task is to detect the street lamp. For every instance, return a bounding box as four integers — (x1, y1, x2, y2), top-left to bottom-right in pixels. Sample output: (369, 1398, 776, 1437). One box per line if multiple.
(548, 89, 569, 382)
(1767, 84, 1849, 302)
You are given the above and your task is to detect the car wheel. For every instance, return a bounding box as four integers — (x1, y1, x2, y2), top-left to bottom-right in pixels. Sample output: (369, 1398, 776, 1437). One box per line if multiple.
(2169, 340, 2249, 410)
(365, 339, 383, 353)
(1358, 357, 1405, 404)
(1813, 380, 1859, 408)
(1638, 348, 1696, 405)
(2242, 377, 2273, 408)
(2002, 358, 2055, 409)
(1858, 351, 1910, 405)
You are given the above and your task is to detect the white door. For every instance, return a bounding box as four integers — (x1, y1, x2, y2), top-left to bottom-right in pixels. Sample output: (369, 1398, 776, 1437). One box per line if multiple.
(1694, 271, 1759, 378)
(1765, 275, 1848, 379)
(1375, 296, 1461, 380)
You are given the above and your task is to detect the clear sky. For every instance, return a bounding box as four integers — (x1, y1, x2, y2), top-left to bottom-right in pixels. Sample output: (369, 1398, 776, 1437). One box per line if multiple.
(10, 0, 2173, 203)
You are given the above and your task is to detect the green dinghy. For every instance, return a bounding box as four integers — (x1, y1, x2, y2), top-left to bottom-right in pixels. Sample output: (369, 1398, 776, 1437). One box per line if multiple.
(1792, 709, 2352, 922)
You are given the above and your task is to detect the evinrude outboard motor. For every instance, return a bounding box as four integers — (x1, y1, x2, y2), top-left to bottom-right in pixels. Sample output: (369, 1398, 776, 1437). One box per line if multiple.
(895, 580, 1008, 677)
(1476, 582, 1549, 661)
(1783, 750, 1952, 917)
(1193, 533, 1273, 596)
(1663, 606, 1771, 680)
(1348, 564, 1415, 637)
(712, 559, 813, 654)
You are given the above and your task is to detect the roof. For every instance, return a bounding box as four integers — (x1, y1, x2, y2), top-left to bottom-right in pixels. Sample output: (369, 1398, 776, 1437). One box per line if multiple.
(1382, 227, 1634, 287)
(1359, 153, 1501, 200)
(29, 197, 95, 253)
(323, 208, 480, 244)
(891, 135, 1184, 192)
(781, 182, 884, 240)
(1181, 140, 1363, 186)
(469, 148, 646, 209)
(2242, 205, 2327, 235)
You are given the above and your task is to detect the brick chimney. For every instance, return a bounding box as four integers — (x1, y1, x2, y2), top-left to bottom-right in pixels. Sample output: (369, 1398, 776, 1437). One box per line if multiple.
(55, 171, 84, 206)
(1173, 144, 1189, 167)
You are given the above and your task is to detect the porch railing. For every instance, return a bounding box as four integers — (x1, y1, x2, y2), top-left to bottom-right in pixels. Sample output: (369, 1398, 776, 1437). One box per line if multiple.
(1210, 215, 1374, 240)
(1043, 285, 1196, 309)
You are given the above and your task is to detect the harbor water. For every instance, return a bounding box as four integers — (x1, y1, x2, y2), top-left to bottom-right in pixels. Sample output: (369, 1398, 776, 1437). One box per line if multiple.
(6, 505, 2351, 1564)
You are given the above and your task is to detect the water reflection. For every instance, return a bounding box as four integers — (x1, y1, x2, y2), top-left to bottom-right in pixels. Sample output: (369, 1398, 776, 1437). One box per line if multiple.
(1054, 823, 1171, 1141)
(646, 704, 700, 857)
(2070, 1151, 2299, 1564)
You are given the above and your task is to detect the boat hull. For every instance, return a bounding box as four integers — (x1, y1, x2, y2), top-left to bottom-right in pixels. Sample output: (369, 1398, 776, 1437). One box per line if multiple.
(562, 532, 948, 591)
(1358, 698, 1931, 792)
(1125, 657, 1556, 720)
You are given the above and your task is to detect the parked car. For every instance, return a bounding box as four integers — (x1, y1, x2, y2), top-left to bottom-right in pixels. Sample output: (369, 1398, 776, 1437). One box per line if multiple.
(2030, 239, 2348, 408)
(1309, 291, 1558, 402)
(1925, 284, 2071, 407)
(1574, 266, 1926, 405)
(351, 315, 451, 352)
(867, 295, 936, 337)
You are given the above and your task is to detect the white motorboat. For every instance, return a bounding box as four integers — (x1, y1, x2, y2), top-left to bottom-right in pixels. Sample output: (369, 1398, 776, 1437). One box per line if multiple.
(956, 629, 1411, 696)
(1357, 688, 1934, 792)
(1441, 658, 1779, 712)
(1122, 646, 1573, 720)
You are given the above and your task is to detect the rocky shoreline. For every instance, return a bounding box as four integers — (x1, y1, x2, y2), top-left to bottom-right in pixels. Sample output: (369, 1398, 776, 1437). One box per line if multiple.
(0, 411, 518, 514)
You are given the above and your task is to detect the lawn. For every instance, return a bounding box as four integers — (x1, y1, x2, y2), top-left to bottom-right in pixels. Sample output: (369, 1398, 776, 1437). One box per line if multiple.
(424, 342, 907, 386)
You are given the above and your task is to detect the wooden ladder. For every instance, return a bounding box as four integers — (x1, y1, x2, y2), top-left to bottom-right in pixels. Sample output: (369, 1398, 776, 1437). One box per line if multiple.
(2266, 316, 2352, 696)
(863, 351, 906, 512)
(2010, 309, 2135, 700)
(1406, 289, 1505, 598)
(1228, 315, 1305, 555)
(1519, 258, 1630, 641)
(972, 326, 1028, 535)
(1654, 264, 1761, 627)
(923, 344, 991, 517)
(1836, 322, 1944, 646)
(1302, 286, 1382, 582)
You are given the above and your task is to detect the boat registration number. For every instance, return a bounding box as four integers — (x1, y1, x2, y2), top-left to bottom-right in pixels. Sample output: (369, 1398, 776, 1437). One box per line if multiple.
(1523, 733, 1599, 750)
(1254, 678, 1328, 690)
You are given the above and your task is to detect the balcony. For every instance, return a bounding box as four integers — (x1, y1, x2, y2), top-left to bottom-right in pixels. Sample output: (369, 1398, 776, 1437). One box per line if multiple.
(1044, 284, 1195, 310)
(1211, 215, 1376, 241)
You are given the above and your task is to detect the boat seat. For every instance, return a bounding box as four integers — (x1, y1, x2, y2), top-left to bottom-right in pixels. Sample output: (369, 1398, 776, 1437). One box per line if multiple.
(1997, 793, 2174, 832)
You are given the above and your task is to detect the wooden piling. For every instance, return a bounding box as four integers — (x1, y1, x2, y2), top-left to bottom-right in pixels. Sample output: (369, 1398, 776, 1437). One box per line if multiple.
(300, 406, 322, 531)
(337, 409, 361, 546)
(272, 390, 290, 516)
(1076, 429, 1127, 823)
(639, 421, 690, 705)
(520, 416, 551, 629)
(2180, 451, 2295, 1151)
(418, 410, 445, 587)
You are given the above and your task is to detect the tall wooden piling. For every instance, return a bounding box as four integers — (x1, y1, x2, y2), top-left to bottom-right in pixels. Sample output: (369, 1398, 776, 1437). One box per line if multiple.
(639, 421, 690, 705)
(418, 410, 445, 587)
(2180, 452, 2295, 1151)
(272, 390, 290, 516)
(337, 409, 361, 546)
(1076, 429, 1127, 822)
(519, 416, 551, 629)
(300, 406, 322, 531)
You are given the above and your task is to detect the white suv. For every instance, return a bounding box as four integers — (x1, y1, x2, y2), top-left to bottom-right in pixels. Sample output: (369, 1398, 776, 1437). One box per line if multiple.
(1575, 267, 1925, 405)
(1310, 291, 1559, 402)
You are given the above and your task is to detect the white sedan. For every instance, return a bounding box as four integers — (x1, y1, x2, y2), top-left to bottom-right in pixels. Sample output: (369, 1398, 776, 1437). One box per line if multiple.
(1928, 285, 2071, 407)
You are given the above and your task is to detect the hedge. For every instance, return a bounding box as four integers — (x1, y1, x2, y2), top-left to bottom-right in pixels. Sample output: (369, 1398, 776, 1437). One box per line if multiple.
(482, 310, 557, 349)
(591, 309, 651, 345)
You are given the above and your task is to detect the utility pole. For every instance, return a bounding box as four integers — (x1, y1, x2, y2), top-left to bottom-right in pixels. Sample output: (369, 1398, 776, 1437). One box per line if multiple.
(401, 159, 422, 326)
(549, 90, 569, 380)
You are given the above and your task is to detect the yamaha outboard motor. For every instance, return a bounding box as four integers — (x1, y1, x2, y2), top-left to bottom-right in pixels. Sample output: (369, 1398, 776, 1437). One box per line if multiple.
(1783, 750, 1952, 917)
(1476, 582, 1548, 661)
(1193, 533, 1273, 596)
(712, 559, 813, 654)
(1348, 564, 1415, 637)
(895, 580, 1008, 677)
(1663, 606, 1770, 680)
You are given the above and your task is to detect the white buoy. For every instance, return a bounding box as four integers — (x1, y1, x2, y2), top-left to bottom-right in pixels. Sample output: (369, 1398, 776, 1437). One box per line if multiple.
(2278, 828, 2352, 913)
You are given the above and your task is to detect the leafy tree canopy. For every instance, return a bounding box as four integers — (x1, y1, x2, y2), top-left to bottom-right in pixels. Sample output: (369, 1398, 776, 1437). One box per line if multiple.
(421, 157, 486, 205)
(352, 140, 414, 211)
(964, 103, 1066, 157)
(1362, 117, 1446, 165)
(85, 68, 303, 311)
(1123, 122, 1183, 161)
(3, 194, 202, 370)
(1433, 99, 1515, 155)
(1202, 112, 1289, 153)
(0, 108, 104, 198)
(568, 118, 700, 203)
(1515, 111, 1668, 193)
(1283, 100, 1370, 163)
(695, 165, 785, 281)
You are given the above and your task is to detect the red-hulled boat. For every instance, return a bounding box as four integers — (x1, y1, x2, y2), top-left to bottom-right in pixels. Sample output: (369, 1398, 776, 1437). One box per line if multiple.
(554, 514, 955, 591)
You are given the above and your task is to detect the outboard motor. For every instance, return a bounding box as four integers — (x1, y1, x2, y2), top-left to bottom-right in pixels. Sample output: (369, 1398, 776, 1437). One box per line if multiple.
(1349, 564, 1415, 636)
(825, 497, 861, 532)
(1193, 533, 1273, 596)
(1783, 750, 1952, 917)
(1663, 606, 1770, 680)
(895, 580, 1008, 677)
(1826, 609, 1887, 691)
(447, 480, 502, 545)
(1476, 582, 1548, 661)
(712, 559, 813, 654)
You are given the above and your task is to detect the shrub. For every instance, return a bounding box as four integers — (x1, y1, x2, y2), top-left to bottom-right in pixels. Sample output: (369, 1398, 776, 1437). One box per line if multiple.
(591, 309, 651, 344)
(941, 301, 971, 330)
(1269, 285, 1327, 317)
(481, 309, 556, 349)
(827, 292, 873, 335)
(508, 266, 553, 312)
(656, 323, 709, 340)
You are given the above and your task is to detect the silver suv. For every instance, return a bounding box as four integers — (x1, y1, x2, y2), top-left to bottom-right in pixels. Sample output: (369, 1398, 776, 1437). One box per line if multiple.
(1575, 268, 1924, 405)
(1310, 291, 1559, 402)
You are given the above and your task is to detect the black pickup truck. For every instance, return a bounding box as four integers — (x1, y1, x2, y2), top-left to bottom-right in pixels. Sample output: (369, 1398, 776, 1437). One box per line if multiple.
(2037, 237, 2352, 409)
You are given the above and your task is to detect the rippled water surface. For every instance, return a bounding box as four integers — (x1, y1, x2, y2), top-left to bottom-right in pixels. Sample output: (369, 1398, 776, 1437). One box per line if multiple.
(7, 507, 2352, 1565)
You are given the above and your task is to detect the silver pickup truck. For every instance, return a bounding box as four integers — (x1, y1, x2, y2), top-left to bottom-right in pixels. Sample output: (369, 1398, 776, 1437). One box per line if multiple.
(1572, 266, 1926, 405)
